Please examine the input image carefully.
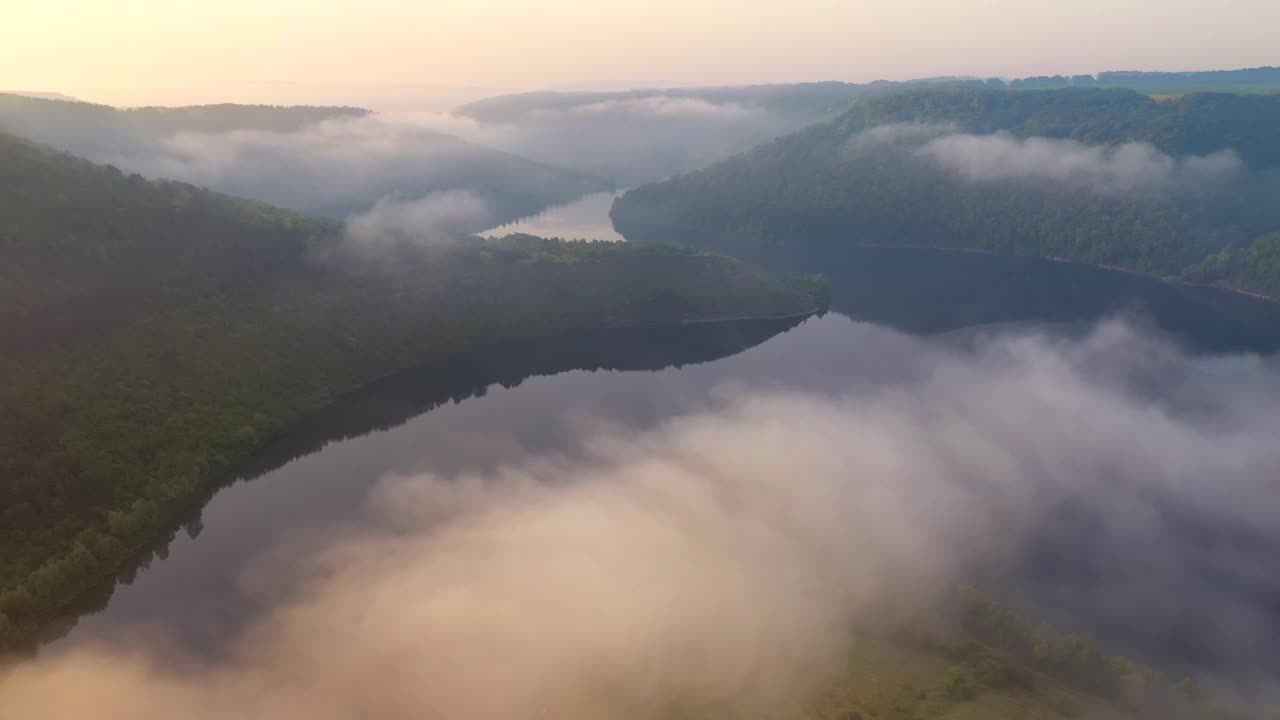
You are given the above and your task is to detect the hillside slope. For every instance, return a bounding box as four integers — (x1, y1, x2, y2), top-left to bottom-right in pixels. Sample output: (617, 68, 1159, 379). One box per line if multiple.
(613, 87, 1280, 297)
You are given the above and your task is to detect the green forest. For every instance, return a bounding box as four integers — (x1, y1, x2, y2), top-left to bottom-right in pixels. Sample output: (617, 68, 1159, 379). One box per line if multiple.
(808, 587, 1248, 720)
(0, 130, 824, 649)
(612, 87, 1280, 298)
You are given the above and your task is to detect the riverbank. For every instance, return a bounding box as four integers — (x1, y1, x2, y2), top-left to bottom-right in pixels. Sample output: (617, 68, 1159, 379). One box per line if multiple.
(0, 241, 824, 655)
(9, 311, 818, 657)
(852, 242, 1280, 305)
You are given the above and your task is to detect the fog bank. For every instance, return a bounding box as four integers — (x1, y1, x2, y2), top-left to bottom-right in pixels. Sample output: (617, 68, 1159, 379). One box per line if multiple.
(851, 122, 1244, 196)
(344, 190, 492, 248)
(456, 94, 807, 186)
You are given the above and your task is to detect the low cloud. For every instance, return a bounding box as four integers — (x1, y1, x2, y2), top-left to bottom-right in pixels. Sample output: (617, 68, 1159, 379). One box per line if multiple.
(848, 121, 956, 149)
(105, 113, 569, 221)
(918, 131, 1242, 195)
(561, 96, 757, 119)
(344, 190, 492, 248)
(5, 320, 1280, 717)
(846, 123, 1244, 196)
(0, 105, 598, 228)
(463, 94, 802, 186)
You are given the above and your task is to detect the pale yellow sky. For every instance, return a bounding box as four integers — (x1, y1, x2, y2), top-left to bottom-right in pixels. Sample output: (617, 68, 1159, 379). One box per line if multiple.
(2, 0, 1277, 108)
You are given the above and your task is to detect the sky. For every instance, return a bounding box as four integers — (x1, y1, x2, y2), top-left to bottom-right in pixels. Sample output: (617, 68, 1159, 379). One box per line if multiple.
(3, 0, 1278, 108)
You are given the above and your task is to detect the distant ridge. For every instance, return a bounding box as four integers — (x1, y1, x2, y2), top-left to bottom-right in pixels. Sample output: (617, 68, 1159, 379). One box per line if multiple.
(459, 64, 1280, 118)
(1005, 65, 1280, 92)
(1, 90, 80, 103)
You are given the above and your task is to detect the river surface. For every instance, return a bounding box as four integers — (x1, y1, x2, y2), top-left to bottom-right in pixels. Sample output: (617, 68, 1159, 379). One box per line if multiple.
(482, 190, 625, 241)
(41, 242, 1280, 677)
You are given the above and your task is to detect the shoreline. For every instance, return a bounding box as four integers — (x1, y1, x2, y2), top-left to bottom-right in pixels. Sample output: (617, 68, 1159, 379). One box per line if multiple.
(849, 242, 1280, 305)
(8, 309, 819, 657)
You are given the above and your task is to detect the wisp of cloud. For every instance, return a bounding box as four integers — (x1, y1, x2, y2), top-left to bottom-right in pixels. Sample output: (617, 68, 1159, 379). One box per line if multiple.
(344, 190, 492, 248)
(918, 131, 1242, 195)
(847, 122, 1243, 196)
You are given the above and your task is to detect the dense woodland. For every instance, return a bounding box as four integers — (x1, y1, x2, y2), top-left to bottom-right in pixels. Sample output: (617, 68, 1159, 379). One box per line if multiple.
(1003, 66, 1280, 93)
(802, 586, 1253, 720)
(612, 87, 1280, 298)
(0, 130, 823, 649)
(844, 587, 1255, 720)
(122, 103, 371, 134)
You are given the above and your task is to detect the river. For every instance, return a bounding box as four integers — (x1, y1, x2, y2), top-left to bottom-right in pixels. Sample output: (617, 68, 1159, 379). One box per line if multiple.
(481, 190, 625, 241)
(37, 236, 1280, 678)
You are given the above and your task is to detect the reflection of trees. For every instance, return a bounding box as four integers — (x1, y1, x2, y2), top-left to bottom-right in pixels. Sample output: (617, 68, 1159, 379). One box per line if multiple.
(34, 315, 805, 652)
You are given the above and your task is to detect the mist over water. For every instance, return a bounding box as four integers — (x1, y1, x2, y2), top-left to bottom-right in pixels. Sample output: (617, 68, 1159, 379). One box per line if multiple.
(10, 315, 1280, 717)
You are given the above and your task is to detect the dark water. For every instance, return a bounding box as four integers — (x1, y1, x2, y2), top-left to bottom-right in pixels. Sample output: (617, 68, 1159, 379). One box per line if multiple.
(42, 249, 1280, 677)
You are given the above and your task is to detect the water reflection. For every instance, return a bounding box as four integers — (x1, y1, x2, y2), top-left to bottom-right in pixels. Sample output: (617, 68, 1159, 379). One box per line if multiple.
(482, 191, 624, 241)
(493, 187, 1280, 351)
(762, 244, 1280, 354)
(42, 315, 811, 652)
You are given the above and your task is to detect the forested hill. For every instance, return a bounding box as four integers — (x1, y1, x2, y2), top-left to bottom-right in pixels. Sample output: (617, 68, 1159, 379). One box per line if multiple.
(612, 87, 1280, 298)
(124, 102, 371, 134)
(0, 132, 824, 650)
(824, 86, 1280, 167)
(0, 131, 334, 351)
(0, 93, 369, 138)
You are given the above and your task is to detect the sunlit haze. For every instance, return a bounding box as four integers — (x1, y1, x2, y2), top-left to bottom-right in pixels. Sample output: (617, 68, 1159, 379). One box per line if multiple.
(4, 2, 1280, 718)
(4, 0, 1277, 107)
